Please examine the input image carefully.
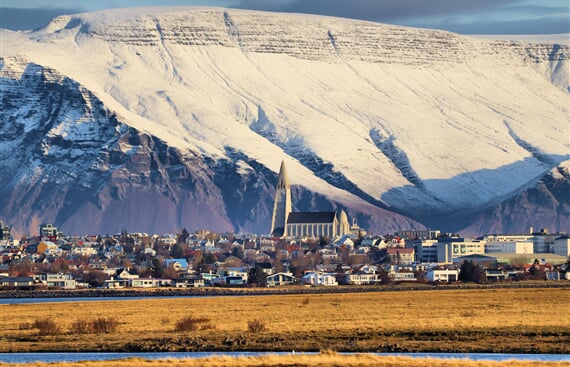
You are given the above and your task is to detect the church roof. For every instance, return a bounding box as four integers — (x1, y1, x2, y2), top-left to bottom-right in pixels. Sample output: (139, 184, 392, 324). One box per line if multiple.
(287, 212, 336, 224)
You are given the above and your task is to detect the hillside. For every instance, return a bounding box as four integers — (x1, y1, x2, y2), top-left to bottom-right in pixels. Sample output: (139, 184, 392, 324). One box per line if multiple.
(0, 7, 568, 235)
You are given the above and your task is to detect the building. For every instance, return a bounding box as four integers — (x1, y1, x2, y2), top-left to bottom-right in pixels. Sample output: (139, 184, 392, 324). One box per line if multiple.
(397, 229, 440, 240)
(386, 247, 415, 264)
(345, 265, 381, 285)
(286, 211, 350, 238)
(300, 272, 338, 286)
(410, 239, 438, 263)
(437, 238, 486, 263)
(39, 223, 58, 239)
(552, 236, 570, 257)
(39, 273, 77, 289)
(426, 268, 459, 282)
(270, 160, 351, 238)
(484, 241, 534, 254)
(266, 272, 296, 287)
(270, 161, 292, 237)
(0, 222, 10, 241)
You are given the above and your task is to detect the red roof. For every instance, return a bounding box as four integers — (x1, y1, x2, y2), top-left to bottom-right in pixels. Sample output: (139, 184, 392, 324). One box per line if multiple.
(387, 248, 414, 254)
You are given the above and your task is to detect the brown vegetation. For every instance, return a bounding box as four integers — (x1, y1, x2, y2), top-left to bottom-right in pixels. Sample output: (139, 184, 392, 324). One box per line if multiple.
(0, 288, 568, 354)
(174, 316, 213, 332)
(0, 353, 569, 367)
(31, 318, 61, 336)
(247, 319, 267, 334)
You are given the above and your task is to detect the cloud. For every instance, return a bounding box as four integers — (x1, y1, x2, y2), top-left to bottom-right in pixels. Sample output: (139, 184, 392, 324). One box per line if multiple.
(434, 17, 570, 35)
(234, 0, 569, 34)
(236, 0, 518, 21)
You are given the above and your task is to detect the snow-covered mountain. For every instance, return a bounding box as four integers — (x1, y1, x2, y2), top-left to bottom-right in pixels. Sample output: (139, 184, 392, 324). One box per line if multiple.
(1, 7, 568, 235)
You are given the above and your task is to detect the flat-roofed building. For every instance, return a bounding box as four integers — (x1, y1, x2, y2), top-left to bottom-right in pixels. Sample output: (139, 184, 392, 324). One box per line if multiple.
(485, 241, 534, 254)
(552, 236, 570, 257)
(437, 238, 485, 263)
(410, 239, 438, 263)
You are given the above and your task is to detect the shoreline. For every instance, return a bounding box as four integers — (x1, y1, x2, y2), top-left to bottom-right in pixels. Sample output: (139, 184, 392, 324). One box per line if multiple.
(1, 281, 568, 299)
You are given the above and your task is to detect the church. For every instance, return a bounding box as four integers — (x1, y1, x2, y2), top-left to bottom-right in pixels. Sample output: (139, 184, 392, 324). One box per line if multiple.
(270, 161, 350, 238)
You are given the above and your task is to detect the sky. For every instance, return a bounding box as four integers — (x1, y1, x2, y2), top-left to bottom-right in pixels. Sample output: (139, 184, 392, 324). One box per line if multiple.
(0, 0, 568, 34)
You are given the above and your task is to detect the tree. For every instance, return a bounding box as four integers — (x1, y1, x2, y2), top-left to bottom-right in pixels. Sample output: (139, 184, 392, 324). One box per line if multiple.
(83, 269, 107, 288)
(459, 260, 482, 283)
(171, 243, 185, 259)
(249, 266, 267, 287)
(151, 258, 163, 278)
(162, 263, 180, 280)
(177, 228, 190, 245)
(231, 246, 244, 260)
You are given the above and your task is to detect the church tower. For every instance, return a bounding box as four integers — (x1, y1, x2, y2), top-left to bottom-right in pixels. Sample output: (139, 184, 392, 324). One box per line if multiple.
(270, 161, 292, 237)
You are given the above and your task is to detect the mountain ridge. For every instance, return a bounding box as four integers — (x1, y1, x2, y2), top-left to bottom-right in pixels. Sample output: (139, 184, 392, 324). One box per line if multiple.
(1, 7, 568, 235)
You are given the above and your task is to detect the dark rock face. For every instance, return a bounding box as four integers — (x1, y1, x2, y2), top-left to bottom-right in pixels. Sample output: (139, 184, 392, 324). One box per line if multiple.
(460, 164, 570, 236)
(0, 58, 420, 235)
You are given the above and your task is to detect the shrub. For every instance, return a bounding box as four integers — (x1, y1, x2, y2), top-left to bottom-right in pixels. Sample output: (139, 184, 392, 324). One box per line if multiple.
(247, 319, 267, 334)
(69, 317, 118, 334)
(301, 297, 310, 306)
(70, 319, 93, 334)
(91, 317, 118, 333)
(33, 318, 61, 336)
(175, 316, 213, 332)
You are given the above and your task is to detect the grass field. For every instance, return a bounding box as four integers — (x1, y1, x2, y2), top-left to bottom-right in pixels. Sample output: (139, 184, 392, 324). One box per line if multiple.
(1, 353, 570, 367)
(0, 288, 568, 354)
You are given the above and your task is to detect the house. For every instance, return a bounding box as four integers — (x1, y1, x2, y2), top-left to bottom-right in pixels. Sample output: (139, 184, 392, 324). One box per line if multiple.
(389, 271, 417, 282)
(39, 273, 77, 289)
(345, 268, 381, 285)
(103, 278, 125, 289)
(36, 241, 60, 256)
(386, 247, 415, 264)
(256, 262, 274, 275)
(266, 272, 296, 287)
(215, 267, 248, 285)
(300, 272, 338, 286)
(116, 268, 139, 280)
(545, 269, 569, 281)
(164, 259, 189, 272)
(426, 268, 458, 282)
(130, 278, 161, 288)
(184, 275, 205, 288)
(0, 276, 35, 288)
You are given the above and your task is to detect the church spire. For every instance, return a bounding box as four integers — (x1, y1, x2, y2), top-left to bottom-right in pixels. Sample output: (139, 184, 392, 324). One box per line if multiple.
(276, 160, 290, 189)
(270, 160, 292, 237)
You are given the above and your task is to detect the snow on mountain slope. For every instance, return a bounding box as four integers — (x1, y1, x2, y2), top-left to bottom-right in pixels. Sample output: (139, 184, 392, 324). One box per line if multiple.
(1, 7, 568, 234)
(460, 160, 570, 236)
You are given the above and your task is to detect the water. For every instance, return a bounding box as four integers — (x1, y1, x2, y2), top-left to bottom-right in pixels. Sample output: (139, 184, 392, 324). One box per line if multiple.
(0, 296, 205, 305)
(0, 352, 568, 364)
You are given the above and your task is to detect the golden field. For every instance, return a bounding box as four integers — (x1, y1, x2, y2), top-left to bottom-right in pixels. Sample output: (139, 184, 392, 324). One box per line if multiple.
(0, 288, 569, 354)
(1, 353, 570, 367)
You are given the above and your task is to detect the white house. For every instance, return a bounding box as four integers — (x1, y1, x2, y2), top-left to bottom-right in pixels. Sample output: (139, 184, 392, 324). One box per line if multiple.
(426, 268, 459, 282)
(345, 265, 381, 285)
(266, 272, 296, 287)
(301, 272, 338, 286)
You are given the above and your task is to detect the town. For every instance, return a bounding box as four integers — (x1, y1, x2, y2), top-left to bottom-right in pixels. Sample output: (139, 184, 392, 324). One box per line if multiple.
(0, 219, 568, 290)
(1, 163, 569, 290)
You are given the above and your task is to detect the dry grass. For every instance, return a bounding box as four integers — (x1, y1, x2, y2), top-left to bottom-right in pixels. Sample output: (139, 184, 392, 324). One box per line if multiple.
(0, 353, 569, 367)
(0, 288, 568, 353)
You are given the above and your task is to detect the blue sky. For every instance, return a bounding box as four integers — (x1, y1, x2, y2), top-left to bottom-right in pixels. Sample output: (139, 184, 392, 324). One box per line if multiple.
(1, 0, 568, 34)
